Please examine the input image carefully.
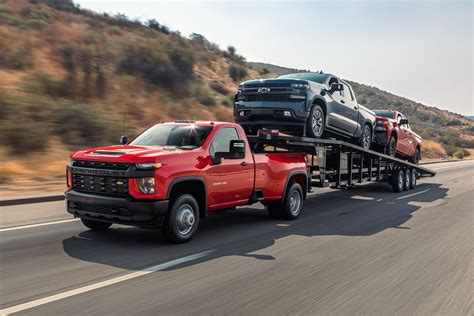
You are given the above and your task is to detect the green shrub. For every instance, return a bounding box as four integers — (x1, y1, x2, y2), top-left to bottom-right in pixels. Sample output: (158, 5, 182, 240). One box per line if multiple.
(443, 144, 458, 156)
(210, 81, 230, 95)
(192, 85, 215, 106)
(229, 64, 247, 82)
(20, 7, 54, 20)
(221, 97, 231, 107)
(54, 105, 110, 147)
(453, 149, 470, 159)
(0, 120, 51, 154)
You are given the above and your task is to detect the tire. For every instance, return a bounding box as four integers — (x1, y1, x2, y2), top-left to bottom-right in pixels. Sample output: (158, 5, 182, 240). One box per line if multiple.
(386, 135, 397, 157)
(162, 194, 200, 244)
(81, 218, 112, 231)
(411, 147, 420, 165)
(358, 124, 372, 150)
(267, 183, 304, 220)
(306, 104, 325, 138)
(392, 169, 404, 193)
(409, 169, 417, 190)
(403, 169, 411, 191)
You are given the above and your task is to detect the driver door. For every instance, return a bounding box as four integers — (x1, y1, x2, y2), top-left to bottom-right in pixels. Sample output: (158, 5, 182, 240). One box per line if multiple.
(207, 127, 253, 209)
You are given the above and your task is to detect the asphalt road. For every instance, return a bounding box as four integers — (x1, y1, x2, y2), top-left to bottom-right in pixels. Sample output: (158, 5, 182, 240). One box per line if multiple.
(1, 160, 473, 315)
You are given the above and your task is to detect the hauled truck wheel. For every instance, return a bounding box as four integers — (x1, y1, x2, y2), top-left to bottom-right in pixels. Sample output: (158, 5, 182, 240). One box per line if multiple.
(162, 194, 200, 244)
(81, 218, 112, 231)
(392, 169, 405, 193)
(307, 105, 325, 138)
(267, 182, 304, 220)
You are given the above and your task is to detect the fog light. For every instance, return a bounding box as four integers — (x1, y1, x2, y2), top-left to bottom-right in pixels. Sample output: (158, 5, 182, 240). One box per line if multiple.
(283, 111, 292, 117)
(239, 111, 246, 116)
(137, 177, 155, 194)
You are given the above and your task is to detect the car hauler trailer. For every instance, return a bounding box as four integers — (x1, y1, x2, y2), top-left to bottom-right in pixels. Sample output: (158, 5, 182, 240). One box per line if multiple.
(247, 131, 436, 193)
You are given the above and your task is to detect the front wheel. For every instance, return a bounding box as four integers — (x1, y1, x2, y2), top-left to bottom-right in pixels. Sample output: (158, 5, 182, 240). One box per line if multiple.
(358, 124, 372, 149)
(306, 105, 325, 138)
(386, 135, 397, 157)
(411, 148, 420, 165)
(81, 218, 112, 231)
(267, 183, 304, 220)
(162, 194, 200, 244)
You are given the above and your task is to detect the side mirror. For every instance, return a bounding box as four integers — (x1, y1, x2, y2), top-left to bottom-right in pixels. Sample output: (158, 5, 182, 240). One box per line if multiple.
(329, 83, 343, 94)
(212, 140, 246, 164)
(399, 119, 409, 125)
(120, 135, 128, 145)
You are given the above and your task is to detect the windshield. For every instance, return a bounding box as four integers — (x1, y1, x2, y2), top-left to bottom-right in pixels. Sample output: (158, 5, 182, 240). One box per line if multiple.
(130, 125, 213, 149)
(278, 73, 328, 84)
(374, 111, 396, 119)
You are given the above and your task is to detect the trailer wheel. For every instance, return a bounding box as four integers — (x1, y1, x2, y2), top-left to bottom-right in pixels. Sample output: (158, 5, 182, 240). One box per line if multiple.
(409, 169, 417, 189)
(392, 169, 404, 193)
(403, 169, 411, 191)
(81, 218, 112, 231)
(267, 183, 304, 220)
(162, 194, 200, 244)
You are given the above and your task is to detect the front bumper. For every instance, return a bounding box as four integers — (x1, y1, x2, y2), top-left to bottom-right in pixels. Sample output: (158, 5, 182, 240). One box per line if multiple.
(374, 130, 389, 146)
(66, 190, 168, 227)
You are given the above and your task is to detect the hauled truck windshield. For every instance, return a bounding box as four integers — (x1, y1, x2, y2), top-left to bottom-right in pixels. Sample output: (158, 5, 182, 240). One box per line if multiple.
(130, 125, 213, 149)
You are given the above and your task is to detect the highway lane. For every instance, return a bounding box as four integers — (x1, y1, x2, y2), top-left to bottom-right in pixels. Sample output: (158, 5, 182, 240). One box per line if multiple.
(0, 160, 472, 315)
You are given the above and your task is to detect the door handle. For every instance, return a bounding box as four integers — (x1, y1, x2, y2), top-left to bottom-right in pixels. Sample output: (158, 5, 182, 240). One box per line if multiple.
(353, 106, 357, 110)
(240, 161, 248, 166)
(340, 100, 345, 104)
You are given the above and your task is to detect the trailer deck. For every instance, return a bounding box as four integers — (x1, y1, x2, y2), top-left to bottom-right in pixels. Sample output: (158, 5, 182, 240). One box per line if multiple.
(248, 132, 436, 192)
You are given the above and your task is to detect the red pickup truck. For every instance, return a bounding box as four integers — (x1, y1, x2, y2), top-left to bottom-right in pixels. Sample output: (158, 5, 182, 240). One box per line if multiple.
(66, 121, 308, 243)
(373, 110, 422, 164)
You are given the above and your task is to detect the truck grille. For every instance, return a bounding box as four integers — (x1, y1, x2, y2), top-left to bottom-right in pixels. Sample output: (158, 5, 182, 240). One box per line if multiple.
(72, 160, 130, 170)
(240, 94, 301, 102)
(72, 174, 129, 196)
(244, 82, 291, 88)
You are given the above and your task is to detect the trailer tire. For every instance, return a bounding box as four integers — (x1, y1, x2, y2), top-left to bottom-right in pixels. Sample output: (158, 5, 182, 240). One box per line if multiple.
(81, 218, 112, 231)
(409, 169, 417, 189)
(392, 169, 404, 193)
(403, 169, 411, 191)
(162, 194, 200, 244)
(267, 183, 304, 220)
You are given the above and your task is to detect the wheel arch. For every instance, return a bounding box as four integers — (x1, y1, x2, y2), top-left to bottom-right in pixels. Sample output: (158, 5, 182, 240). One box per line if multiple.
(283, 171, 308, 200)
(167, 177, 207, 218)
(311, 97, 327, 116)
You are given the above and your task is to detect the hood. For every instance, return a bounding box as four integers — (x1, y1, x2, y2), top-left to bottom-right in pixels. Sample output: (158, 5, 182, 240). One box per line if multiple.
(71, 145, 192, 163)
(241, 78, 311, 87)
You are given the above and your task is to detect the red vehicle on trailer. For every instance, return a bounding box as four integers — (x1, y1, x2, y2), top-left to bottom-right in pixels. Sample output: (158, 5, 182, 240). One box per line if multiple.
(66, 121, 308, 243)
(373, 110, 422, 164)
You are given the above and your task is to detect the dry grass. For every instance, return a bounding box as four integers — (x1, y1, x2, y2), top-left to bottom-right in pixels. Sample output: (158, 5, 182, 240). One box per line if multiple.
(422, 140, 447, 159)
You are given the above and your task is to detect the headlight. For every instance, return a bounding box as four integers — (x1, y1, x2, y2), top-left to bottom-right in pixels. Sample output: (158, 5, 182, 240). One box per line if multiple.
(291, 83, 310, 89)
(137, 177, 155, 194)
(136, 162, 162, 169)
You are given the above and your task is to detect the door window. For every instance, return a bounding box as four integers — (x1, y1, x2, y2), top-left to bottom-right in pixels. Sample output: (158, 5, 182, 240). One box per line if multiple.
(342, 82, 354, 101)
(210, 128, 240, 156)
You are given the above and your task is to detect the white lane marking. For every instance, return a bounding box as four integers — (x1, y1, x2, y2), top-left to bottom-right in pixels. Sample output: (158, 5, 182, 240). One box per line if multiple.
(396, 189, 430, 200)
(0, 219, 79, 232)
(0, 250, 214, 315)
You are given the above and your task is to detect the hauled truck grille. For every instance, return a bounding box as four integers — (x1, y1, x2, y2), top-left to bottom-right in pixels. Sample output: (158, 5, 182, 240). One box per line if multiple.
(239, 94, 304, 102)
(72, 174, 129, 196)
(244, 82, 291, 88)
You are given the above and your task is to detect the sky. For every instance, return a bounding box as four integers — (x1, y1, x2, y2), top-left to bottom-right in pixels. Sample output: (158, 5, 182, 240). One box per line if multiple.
(76, 0, 473, 116)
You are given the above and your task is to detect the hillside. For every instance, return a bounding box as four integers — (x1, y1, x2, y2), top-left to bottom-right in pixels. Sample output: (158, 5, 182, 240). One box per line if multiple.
(0, 0, 472, 189)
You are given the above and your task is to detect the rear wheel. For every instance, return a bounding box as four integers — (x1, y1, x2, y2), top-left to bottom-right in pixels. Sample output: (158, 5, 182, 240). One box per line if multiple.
(409, 169, 417, 189)
(306, 105, 325, 138)
(403, 169, 411, 191)
(392, 169, 404, 193)
(81, 218, 112, 231)
(162, 194, 200, 244)
(386, 135, 397, 156)
(267, 183, 304, 220)
(359, 124, 372, 149)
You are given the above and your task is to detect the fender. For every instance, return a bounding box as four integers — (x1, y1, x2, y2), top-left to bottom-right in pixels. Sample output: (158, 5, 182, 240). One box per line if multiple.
(166, 176, 207, 217)
(282, 170, 308, 200)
